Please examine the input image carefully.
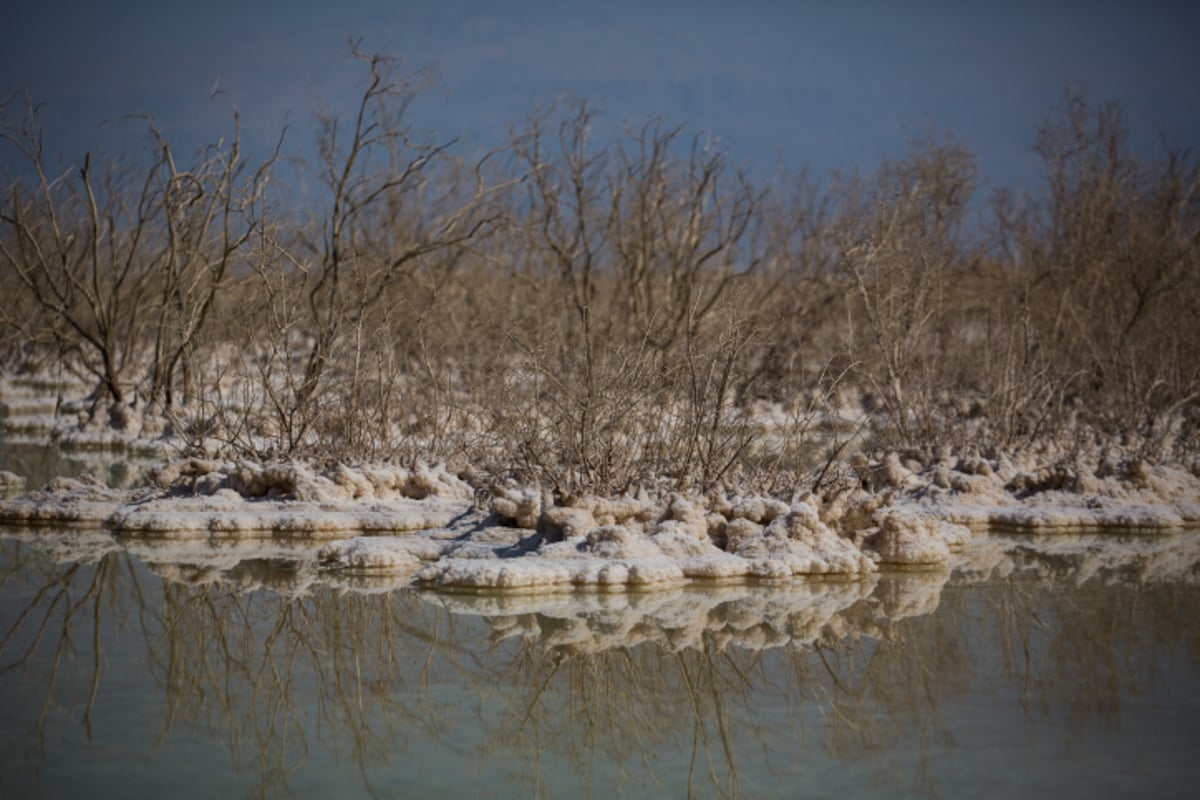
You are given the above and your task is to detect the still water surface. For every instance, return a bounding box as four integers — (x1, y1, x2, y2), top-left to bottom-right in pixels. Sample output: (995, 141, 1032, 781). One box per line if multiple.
(0, 440, 1198, 798)
(1, 535, 1198, 799)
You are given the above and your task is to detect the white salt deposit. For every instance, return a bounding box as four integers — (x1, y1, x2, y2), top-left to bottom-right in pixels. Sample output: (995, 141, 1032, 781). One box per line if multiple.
(1, 441, 1198, 593)
(865, 511, 970, 565)
(0, 470, 25, 491)
(318, 537, 423, 572)
(987, 504, 1188, 531)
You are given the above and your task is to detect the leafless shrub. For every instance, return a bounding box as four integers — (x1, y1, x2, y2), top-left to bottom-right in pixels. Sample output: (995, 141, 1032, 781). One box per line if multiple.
(995, 89, 1200, 454)
(476, 101, 776, 495)
(4, 69, 1197, 486)
(0, 91, 273, 421)
(833, 133, 978, 446)
(228, 47, 511, 459)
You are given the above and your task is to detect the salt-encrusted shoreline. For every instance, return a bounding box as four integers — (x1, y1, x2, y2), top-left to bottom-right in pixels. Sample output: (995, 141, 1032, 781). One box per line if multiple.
(1, 447, 1197, 592)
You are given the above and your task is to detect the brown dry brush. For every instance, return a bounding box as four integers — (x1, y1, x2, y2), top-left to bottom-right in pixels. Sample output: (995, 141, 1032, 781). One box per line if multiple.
(2, 57, 1198, 491)
(0, 91, 275, 416)
(832, 132, 980, 449)
(994, 90, 1200, 456)
(484, 100, 778, 496)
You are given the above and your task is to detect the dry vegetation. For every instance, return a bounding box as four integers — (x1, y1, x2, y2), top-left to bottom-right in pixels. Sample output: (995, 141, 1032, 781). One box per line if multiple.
(2, 53, 1197, 497)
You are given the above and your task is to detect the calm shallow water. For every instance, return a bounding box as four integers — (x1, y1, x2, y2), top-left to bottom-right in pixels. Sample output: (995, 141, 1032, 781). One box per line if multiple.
(1, 435, 1198, 797)
(1, 532, 1199, 799)
(0, 436, 153, 491)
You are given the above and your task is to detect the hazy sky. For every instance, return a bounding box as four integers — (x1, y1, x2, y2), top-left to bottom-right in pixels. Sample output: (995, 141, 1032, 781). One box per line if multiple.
(2, 0, 1197, 189)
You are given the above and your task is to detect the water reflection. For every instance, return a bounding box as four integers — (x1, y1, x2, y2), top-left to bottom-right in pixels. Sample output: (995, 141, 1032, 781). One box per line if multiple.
(0, 545, 124, 748)
(427, 578, 883, 654)
(151, 581, 469, 796)
(0, 436, 154, 490)
(1, 533, 1199, 798)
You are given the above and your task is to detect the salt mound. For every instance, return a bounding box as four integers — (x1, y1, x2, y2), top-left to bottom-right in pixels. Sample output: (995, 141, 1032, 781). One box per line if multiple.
(866, 511, 969, 565)
(0, 470, 26, 488)
(3, 441, 1199, 593)
(726, 505, 876, 575)
(152, 459, 472, 502)
(115, 493, 463, 537)
(583, 524, 666, 559)
(988, 504, 1188, 531)
(319, 538, 423, 571)
(490, 484, 543, 528)
(0, 475, 136, 526)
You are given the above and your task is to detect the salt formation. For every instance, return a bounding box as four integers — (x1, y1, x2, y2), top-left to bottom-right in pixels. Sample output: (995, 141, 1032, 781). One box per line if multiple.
(281, 445, 1200, 589)
(150, 458, 472, 503)
(318, 537, 424, 572)
(0, 470, 26, 494)
(1, 385, 170, 455)
(0, 376, 64, 432)
(1, 429, 1198, 592)
(413, 490, 885, 590)
(0, 461, 472, 536)
(0, 475, 133, 526)
(866, 511, 962, 565)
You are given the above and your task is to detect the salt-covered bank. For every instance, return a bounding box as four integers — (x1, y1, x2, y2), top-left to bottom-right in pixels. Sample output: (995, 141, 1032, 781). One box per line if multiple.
(1, 448, 1197, 592)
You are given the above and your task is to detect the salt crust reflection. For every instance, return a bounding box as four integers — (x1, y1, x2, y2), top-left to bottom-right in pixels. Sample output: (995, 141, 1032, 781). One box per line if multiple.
(4, 528, 1199, 653)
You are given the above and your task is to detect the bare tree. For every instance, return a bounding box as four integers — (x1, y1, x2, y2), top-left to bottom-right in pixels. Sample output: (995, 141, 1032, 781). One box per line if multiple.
(1, 94, 166, 407)
(143, 107, 278, 408)
(608, 119, 763, 352)
(997, 89, 1200, 447)
(835, 133, 977, 444)
(0, 92, 272, 419)
(248, 46, 511, 456)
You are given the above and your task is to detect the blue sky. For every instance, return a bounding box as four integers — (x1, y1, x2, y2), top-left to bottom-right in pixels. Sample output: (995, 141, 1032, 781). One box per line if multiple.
(2, 1, 1198, 190)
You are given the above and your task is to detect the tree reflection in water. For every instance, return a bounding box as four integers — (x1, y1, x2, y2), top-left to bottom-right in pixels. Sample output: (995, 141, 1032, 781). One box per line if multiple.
(150, 578, 481, 796)
(1, 532, 1199, 798)
(0, 537, 133, 755)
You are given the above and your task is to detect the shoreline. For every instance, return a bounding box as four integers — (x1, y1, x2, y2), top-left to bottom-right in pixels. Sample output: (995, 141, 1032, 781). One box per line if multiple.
(1, 448, 1196, 592)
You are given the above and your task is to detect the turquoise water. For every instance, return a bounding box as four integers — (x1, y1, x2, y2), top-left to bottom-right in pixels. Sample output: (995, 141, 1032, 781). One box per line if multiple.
(1, 534, 1198, 799)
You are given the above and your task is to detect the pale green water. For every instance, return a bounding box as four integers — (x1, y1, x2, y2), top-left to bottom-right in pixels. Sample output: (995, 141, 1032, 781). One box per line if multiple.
(1, 536, 1198, 799)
